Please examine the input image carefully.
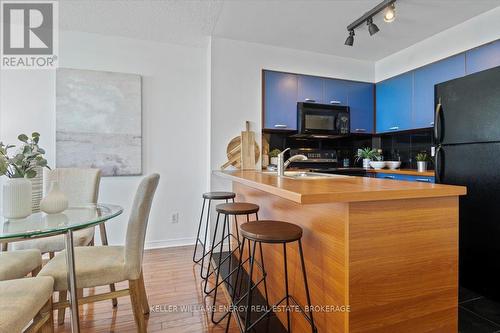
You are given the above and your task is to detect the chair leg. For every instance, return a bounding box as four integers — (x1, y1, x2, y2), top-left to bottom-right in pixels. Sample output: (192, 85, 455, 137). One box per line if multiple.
(129, 279, 147, 333)
(39, 298, 54, 333)
(139, 272, 150, 315)
(57, 291, 67, 325)
(99, 223, 118, 307)
(32, 265, 41, 277)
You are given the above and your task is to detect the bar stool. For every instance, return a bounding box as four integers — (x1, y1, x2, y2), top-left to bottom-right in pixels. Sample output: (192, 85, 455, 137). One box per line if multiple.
(193, 192, 236, 280)
(205, 202, 268, 324)
(227, 221, 316, 333)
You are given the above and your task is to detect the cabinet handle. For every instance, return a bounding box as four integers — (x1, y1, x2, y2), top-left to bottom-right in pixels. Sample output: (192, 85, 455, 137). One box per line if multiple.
(274, 124, 288, 128)
(355, 129, 366, 132)
(383, 175, 396, 179)
(389, 126, 399, 130)
(330, 100, 341, 104)
(415, 178, 431, 183)
(304, 98, 316, 102)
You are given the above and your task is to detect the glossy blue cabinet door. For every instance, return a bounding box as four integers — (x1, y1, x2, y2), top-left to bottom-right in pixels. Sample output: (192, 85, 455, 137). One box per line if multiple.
(297, 75, 324, 103)
(324, 79, 349, 106)
(413, 54, 465, 129)
(348, 82, 374, 134)
(263, 71, 298, 130)
(376, 173, 435, 183)
(466, 40, 500, 74)
(376, 72, 413, 133)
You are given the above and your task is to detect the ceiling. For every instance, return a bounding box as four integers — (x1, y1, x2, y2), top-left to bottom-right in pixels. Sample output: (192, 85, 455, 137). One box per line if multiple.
(60, 0, 500, 61)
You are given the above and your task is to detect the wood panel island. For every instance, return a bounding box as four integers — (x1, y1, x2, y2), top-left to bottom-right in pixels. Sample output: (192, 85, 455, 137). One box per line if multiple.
(214, 170, 466, 333)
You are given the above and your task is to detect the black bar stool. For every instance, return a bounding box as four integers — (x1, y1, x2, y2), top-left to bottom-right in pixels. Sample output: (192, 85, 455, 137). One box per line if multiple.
(227, 221, 316, 333)
(205, 202, 268, 324)
(193, 192, 236, 280)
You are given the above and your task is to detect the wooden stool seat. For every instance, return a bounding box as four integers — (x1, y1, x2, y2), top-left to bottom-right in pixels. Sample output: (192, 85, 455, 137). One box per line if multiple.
(240, 221, 303, 243)
(216, 202, 259, 215)
(202, 192, 236, 200)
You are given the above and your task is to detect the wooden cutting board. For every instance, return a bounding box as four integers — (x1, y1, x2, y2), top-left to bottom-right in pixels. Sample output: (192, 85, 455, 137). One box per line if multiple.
(224, 136, 260, 169)
(241, 121, 256, 169)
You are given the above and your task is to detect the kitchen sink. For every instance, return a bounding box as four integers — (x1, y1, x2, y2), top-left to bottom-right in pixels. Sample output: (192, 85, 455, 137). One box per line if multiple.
(262, 171, 348, 180)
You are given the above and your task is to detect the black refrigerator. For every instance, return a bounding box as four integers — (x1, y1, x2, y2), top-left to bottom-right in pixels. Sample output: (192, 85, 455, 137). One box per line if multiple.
(435, 65, 500, 299)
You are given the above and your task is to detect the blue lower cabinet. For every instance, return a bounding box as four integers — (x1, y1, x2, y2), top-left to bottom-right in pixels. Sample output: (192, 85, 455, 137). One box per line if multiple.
(263, 71, 298, 130)
(376, 72, 413, 133)
(466, 40, 500, 75)
(348, 82, 374, 134)
(376, 173, 435, 183)
(297, 75, 324, 103)
(413, 54, 465, 129)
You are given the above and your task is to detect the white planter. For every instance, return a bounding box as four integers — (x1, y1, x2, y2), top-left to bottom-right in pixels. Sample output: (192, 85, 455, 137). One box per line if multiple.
(2, 178, 32, 219)
(362, 158, 371, 169)
(417, 161, 428, 172)
(40, 181, 68, 214)
(270, 157, 279, 166)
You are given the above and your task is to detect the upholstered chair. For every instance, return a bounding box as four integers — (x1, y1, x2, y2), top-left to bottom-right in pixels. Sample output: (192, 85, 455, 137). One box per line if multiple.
(39, 174, 160, 332)
(0, 249, 43, 280)
(0, 276, 54, 332)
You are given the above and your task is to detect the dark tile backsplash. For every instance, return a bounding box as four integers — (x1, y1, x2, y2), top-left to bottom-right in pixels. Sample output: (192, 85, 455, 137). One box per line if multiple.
(379, 129, 434, 169)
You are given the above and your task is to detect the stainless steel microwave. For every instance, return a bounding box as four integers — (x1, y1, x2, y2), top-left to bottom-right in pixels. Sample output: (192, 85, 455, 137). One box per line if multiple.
(296, 102, 350, 138)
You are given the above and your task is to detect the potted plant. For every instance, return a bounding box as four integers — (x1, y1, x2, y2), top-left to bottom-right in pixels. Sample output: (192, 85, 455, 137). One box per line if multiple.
(355, 147, 380, 169)
(0, 133, 50, 219)
(269, 149, 281, 166)
(416, 152, 430, 172)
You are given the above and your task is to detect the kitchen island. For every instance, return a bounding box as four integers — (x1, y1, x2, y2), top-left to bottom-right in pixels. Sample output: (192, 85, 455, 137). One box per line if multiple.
(214, 170, 466, 333)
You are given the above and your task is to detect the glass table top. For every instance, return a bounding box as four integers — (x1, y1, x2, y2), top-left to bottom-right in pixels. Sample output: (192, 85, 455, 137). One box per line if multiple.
(0, 204, 123, 241)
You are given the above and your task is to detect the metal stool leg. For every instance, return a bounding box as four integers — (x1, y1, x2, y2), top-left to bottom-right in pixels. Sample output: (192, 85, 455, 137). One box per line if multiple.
(193, 198, 207, 263)
(199, 200, 212, 277)
(255, 212, 269, 306)
(211, 214, 229, 323)
(204, 212, 221, 293)
(244, 240, 258, 332)
(298, 239, 317, 333)
(283, 243, 291, 332)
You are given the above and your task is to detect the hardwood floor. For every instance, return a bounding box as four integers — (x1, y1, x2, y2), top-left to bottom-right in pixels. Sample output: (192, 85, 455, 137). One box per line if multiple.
(54, 246, 239, 332)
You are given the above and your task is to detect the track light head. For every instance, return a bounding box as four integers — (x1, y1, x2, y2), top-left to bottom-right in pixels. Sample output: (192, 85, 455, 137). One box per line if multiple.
(367, 18, 379, 36)
(384, 3, 396, 23)
(344, 30, 355, 46)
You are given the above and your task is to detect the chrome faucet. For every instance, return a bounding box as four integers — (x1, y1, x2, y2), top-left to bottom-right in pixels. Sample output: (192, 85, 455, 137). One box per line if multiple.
(277, 148, 308, 176)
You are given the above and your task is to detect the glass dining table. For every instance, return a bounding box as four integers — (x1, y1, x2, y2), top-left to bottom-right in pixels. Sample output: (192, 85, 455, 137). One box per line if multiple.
(0, 204, 123, 333)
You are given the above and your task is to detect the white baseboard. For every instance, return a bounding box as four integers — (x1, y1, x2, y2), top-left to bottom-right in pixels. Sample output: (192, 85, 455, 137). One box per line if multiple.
(145, 237, 196, 250)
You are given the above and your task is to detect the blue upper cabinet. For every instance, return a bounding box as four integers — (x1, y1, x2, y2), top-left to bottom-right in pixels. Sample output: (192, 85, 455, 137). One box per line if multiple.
(297, 75, 324, 103)
(413, 54, 465, 129)
(263, 71, 298, 130)
(348, 82, 374, 134)
(324, 79, 349, 106)
(466, 40, 500, 75)
(376, 72, 413, 133)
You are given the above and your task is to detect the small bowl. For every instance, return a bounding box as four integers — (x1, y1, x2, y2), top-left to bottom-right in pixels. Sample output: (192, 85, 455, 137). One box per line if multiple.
(369, 161, 387, 169)
(386, 161, 402, 170)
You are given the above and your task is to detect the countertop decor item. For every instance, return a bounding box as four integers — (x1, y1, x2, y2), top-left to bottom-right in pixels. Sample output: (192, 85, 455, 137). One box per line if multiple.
(269, 149, 281, 166)
(416, 152, 430, 172)
(40, 181, 68, 214)
(386, 161, 402, 170)
(220, 122, 260, 170)
(0, 133, 50, 219)
(355, 147, 380, 169)
(369, 161, 386, 169)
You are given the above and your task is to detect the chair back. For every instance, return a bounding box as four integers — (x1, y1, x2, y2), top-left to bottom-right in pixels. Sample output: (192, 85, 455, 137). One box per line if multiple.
(125, 174, 160, 279)
(44, 168, 101, 205)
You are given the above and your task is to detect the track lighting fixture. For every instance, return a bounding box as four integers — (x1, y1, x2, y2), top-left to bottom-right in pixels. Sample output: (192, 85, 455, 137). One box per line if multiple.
(344, 30, 355, 46)
(344, 0, 396, 46)
(367, 18, 379, 36)
(384, 3, 396, 23)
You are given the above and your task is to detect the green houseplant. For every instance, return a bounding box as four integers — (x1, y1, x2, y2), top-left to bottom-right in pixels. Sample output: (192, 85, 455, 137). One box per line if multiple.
(269, 149, 281, 166)
(416, 152, 430, 172)
(1, 133, 50, 219)
(355, 147, 380, 168)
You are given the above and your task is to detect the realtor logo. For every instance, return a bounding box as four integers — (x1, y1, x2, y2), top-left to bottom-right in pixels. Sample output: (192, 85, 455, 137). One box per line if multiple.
(1, 1, 58, 69)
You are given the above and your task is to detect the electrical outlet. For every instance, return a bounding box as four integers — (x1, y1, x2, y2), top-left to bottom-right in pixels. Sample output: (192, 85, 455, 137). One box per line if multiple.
(171, 212, 179, 224)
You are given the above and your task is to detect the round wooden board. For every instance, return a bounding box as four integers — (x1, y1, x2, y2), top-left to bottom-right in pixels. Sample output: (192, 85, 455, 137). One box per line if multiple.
(226, 136, 260, 168)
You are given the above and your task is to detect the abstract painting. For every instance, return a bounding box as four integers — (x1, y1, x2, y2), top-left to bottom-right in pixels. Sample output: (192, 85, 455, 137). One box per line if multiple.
(56, 68, 142, 176)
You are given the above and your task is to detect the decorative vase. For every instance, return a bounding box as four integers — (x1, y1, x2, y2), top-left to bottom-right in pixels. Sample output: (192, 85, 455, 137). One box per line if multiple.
(2, 178, 32, 219)
(30, 166, 43, 213)
(362, 158, 371, 169)
(270, 157, 279, 166)
(40, 181, 68, 214)
(417, 161, 428, 172)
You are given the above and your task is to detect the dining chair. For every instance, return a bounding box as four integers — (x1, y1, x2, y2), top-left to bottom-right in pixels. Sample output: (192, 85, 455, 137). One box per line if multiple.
(11, 168, 118, 324)
(38, 173, 160, 332)
(0, 249, 43, 280)
(0, 276, 54, 332)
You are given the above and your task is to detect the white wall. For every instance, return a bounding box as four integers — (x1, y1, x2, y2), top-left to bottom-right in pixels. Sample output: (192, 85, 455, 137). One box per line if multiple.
(0, 31, 209, 248)
(376, 6, 500, 82)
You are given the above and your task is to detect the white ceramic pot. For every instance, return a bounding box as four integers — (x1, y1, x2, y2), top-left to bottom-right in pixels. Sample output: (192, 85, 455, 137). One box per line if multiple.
(40, 181, 68, 214)
(417, 161, 428, 172)
(362, 158, 371, 169)
(2, 178, 33, 219)
(270, 157, 279, 166)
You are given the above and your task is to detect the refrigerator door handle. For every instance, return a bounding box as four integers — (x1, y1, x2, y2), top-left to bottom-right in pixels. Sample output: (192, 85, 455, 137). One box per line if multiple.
(434, 98, 442, 143)
(435, 145, 443, 183)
